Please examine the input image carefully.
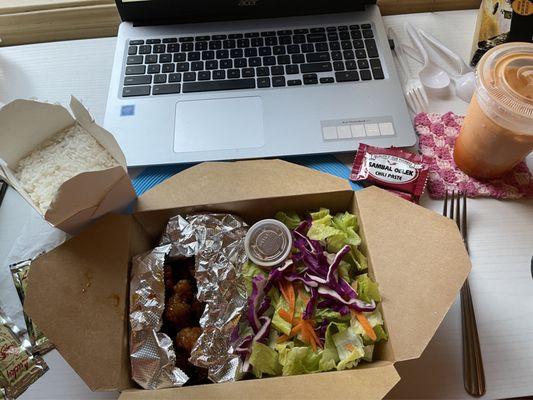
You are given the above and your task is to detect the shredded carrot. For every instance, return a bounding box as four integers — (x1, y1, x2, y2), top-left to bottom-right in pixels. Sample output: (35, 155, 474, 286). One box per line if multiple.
(353, 311, 377, 341)
(279, 309, 292, 323)
(277, 334, 289, 343)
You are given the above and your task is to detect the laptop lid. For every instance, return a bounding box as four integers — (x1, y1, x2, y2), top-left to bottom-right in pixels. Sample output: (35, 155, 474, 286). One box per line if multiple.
(115, 0, 375, 26)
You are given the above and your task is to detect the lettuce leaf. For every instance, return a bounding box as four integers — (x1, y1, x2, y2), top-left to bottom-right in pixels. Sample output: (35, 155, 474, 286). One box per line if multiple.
(310, 208, 330, 220)
(249, 342, 282, 378)
(275, 211, 302, 230)
(315, 308, 350, 323)
(332, 326, 365, 370)
(318, 322, 345, 372)
(281, 346, 322, 376)
(363, 344, 375, 362)
(242, 260, 267, 295)
(356, 274, 382, 303)
(363, 324, 388, 345)
(271, 295, 292, 336)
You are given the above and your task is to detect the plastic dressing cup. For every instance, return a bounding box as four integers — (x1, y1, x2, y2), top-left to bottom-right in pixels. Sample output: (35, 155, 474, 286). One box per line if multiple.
(244, 219, 292, 267)
(454, 42, 533, 179)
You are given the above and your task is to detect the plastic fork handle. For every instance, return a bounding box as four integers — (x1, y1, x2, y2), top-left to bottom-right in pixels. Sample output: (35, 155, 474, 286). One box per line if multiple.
(388, 27, 417, 79)
(405, 22, 429, 66)
(419, 30, 472, 75)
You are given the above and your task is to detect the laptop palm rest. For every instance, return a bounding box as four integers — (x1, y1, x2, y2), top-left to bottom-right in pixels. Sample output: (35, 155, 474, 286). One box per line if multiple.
(174, 96, 265, 153)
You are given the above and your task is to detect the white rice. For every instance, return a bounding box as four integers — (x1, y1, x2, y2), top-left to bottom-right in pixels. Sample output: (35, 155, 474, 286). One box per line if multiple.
(15, 124, 118, 214)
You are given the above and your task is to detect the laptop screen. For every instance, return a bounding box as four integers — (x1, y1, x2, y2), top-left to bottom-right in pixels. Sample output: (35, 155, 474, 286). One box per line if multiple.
(116, 0, 373, 25)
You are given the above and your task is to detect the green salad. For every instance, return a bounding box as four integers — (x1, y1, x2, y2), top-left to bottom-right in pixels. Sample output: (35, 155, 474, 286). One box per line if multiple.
(236, 208, 387, 377)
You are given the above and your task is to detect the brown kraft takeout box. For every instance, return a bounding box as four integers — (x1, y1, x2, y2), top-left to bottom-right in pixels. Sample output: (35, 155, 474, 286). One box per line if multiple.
(24, 159, 471, 400)
(0, 97, 136, 234)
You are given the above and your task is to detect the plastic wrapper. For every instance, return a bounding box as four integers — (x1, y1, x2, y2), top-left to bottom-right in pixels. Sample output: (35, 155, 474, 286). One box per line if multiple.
(129, 213, 249, 389)
(0, 306, 48, 399)
(9, 260, 54, 356)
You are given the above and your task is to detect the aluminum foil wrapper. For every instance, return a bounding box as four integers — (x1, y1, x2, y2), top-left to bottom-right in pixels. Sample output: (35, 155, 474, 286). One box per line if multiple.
(130, 213, 249, 389)
(129, 244, 189, 390)
(160, 214, 249, 383)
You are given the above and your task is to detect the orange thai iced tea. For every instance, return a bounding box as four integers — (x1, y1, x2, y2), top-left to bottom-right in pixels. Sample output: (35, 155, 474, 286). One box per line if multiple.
(454, 43, 533, 179)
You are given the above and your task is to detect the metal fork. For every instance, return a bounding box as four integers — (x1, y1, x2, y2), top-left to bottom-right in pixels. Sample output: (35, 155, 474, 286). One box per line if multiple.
(443, 191, 486, 397)
(388, 27, 428, 114)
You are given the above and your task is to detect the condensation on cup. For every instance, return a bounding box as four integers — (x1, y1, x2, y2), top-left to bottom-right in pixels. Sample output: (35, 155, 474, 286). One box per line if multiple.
(454, 42, 533, 179)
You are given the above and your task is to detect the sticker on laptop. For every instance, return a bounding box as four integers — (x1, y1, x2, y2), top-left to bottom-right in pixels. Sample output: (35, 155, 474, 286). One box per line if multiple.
(121, 105, 135, 116)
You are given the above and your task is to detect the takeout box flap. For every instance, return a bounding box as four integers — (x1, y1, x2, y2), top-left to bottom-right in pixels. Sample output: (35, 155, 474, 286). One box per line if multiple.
(354, 187, 471, 362)
(118, 361, 400, 400)
(136, 159, 352, 213)
(24, 214, 150, 391)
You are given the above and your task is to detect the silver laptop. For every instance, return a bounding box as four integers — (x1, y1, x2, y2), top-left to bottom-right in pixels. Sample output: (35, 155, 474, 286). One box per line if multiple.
(104, 0, 415, 167)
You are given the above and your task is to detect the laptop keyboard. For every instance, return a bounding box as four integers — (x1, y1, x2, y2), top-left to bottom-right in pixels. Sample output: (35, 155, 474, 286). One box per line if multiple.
(122, 24, 384, 97)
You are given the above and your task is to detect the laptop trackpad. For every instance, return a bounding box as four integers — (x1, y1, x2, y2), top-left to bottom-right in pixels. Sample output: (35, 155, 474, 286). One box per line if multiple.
(174, 96, 264, 153)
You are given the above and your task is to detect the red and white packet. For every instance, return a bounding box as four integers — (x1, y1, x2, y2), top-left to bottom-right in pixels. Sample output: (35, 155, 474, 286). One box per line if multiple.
(350, 143, 429, 203)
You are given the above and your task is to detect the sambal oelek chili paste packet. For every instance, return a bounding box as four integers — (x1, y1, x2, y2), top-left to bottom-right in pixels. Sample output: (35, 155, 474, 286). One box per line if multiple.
(350, 143, 429, 203)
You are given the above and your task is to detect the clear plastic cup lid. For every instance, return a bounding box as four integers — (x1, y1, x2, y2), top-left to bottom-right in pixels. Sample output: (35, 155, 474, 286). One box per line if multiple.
(245, 219, 292, 267)
(477, 42, 533, 135)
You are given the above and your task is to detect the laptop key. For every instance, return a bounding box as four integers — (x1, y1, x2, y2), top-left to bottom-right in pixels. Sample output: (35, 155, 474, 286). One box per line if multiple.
(291, 54, 305, 63)
(147, 64, 161, 74)
(154, 74, 167, 83)
(350, 24, 360, 30)
(351, 30, 362, 39)
(188, 52, 201, 61)
(213, 34, 227, 40)
(319, 77, 335, 84)
(278, 29, 292, 35)
(169, 73, 182, 82)
(293, 35, 306, 44)
(271, 66, 284, 76)
(245, 48, 258, 57)
(237, 39, 250, 48)
(345, 60, 357, 70)
(209, 41, 222, 50)
(358, 59, 369, 69)
(301, 44, 314, 53)
(127, 55, 143, 65)
(315, 42, 328, 52)
(160, 54, 172, 63)
(242, 68, 255, 77)
(306, 52, 330, 62)
(279, 36, 292, 45)
(307, 33, 327, 42)
(372, 67, 384, 79)
(139, 45, 151, 54)
(353, 39, 364, 49)
(329, 41, 341, 51)
(303, 73, 318, 84)
(355, 49, 367, 59)
(341, 41, 352, 50)
(220, 59, 233, 69)
(335, 71, 359, 82)
(362, 29, 374, 38)
(285, 64, 299, 74)
(265, 37, 278, 46)
(128, 46, 138, 55)
(163, 38, 178, 43)
(182, 79, 256, 93)
(257, 77, 271, 88)
(146, 39, 161, 44)
(123, 85, 150, 97)
(174, 53, 186, 62)
(125, 65, 146, 75)
(224, 40, 236, 49)
(191, 61, 204, 71)
(162, 63, 175, 73)
(167, 43, 180, 52)
(176, 62, 190, 72)
(195, 42, 208, 51)
(361, 23, 371, 29)
(124, 75, 152, 85)
(245, 32, 259, 38)
(287, 45, 300, 54)
(263, 57, 276, 66)
(179, 37, 194, 42)
(261, 31, 276, 37)
(294, 29, 308, 34)
(259, 47, 272, 56)
(229, 33, 244, 39)
(338, 25, 348, 31)
(129, 40, 144, 45)
(256, 67, 269, 77)
(331, 51, 343, 61)
(251, 37, 264, 47)
(370, 58, 382, 68)
(182, 43, 194, 52)
(195, 35, 210, 41)
(202, 51, 215, 60)
(216, 50, 229, 59)
(343, 50, 355, 60)
(365, 39, 378, 58)
(277, 55, 291, 64)
(333, 61, 345, 71)
(153, 84, 181, 95)
(273, 76, 286, 87)
(153, 44, 166, 53)
(213, 70, 226, 80)
(273, 46, 286, 55)
(328, 33, 339, 41)
(183, 72, 196, 81)
(198, 71, 211, 81)
(300, 62, 333, 73)
(339, 31, 350, 40)
(206, 60, 218, 70)
(287, 79, 302, 86)
(360, 69, 372, 80)
(249, 57, 262, 67)
(231, 49, 244, 58)
(228, 69, 240, 78)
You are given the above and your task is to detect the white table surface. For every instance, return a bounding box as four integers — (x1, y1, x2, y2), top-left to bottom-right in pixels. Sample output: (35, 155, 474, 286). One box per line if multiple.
(1, 9, 532, 400)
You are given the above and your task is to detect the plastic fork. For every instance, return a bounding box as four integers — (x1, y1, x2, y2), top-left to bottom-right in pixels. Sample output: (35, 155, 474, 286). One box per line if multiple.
(388, 27, 428, 114)
(443, 191, 486, 397)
